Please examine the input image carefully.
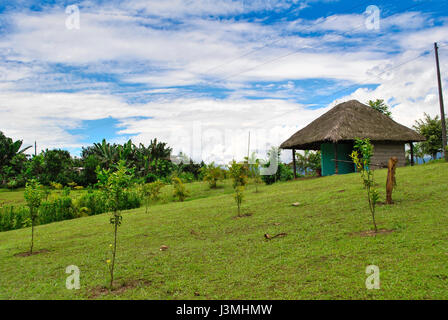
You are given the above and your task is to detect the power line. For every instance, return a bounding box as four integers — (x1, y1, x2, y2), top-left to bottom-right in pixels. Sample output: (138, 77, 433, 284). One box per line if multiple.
(211, 0, 432, 84)
(76, 0, 442, 137)
(200, 0, 373, 75)
(247, 46, 436, 129)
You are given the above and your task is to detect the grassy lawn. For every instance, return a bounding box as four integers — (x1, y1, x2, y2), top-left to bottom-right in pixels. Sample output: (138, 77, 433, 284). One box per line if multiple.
(0, 162, 447, 299)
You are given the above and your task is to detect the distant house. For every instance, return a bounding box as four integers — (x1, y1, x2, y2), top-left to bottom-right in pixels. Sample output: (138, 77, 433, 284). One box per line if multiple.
(280, 100, 425, 176)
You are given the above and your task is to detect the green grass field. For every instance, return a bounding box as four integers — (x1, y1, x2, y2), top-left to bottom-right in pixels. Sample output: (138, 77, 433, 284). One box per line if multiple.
(1, 162, 447, 299)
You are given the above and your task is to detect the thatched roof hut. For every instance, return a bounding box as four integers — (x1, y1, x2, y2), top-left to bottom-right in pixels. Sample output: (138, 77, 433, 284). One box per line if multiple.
(280, 100, 425, 176)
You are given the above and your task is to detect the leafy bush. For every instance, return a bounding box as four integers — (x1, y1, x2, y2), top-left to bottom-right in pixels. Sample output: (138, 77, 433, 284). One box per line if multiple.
(200, 162, 223, 188)
(139, 181, 165, 213)
(228, 160, 249, 188)
(50, 182, 63, 190)
(0, 205, 30, 232)
(178, 171, 195, 183)
(6, 179, 19, 190)
(172, 176, 189, 202)
(143, 173, 158, 183)
(261, 163, 294, 185)
(76, 191, 108, 216)
(39, 196, 77, 224)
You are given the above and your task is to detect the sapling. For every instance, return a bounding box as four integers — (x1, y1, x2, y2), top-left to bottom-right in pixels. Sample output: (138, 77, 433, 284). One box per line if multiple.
(96, 160, 133, 289)
(200, 162, 223, 189)
(172, 176, 189, 202)
(228, 160, 249, 217)
(140, 181, 164, 213)
(350, 138, 379, 233)
(24, 179, 44, 254)
(234, 186, 245, 216)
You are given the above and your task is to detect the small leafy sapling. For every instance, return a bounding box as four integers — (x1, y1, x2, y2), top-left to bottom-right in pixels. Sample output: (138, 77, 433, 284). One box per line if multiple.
(24, 179, 44, 254)
(140, 181, 165, 213)
(96, 160, 134, 289)
(172, 176, 189, 202)
(200, 162, 223, 189)
(228, 160, 249, 217)
(246, 153, 263, 193)
(350, 138, 379, 233)
(234, 186, 244, 216)
(149, 180, 164, 201)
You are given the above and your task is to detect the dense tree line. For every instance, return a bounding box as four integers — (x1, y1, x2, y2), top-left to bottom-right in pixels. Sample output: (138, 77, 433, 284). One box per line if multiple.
(0, 133, 205, 189)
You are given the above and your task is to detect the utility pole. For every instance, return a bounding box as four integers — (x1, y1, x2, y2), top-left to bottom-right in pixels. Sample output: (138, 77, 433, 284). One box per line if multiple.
(434, 42, 448, 161)
(34, 141, 37, 156)
(247, 131, 250, 161)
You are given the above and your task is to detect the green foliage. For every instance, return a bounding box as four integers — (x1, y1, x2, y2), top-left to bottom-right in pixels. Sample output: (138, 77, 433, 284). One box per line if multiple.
(295, 150, 321, 175)
(39, 197, 76, 224)
(234, 186, 245, 217)
(228, 160, 249, 216)
(367, 99, 392, 118)
(139, 181, 165, 213)
(24, 179, 44, 253)
(177, 171, 195, 183)
(0, 205, 29, 232)
(50, 182, 63, 190)
(245, 153, 263, 193)
(350, 138, 379, 232)
(201, 162, 223, 188)
(76, 191, 108, 216)
(24, 179, 43, 214)
(228, 160, 249, 188)
(0, 131, 31, 185)
(261, 163, 294, 185)
(413, 113, 446, 159)
(6, 179, 18, 190)
(39, 149, 74, 185)
(172, 176, 189, 202)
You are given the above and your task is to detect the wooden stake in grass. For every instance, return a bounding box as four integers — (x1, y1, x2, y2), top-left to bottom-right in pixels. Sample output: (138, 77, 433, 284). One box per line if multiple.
(24, 179, 43, 254)
(350, 138, 379, 233)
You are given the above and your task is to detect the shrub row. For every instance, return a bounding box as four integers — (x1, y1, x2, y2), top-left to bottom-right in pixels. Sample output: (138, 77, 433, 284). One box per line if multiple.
(0, 189, 142, 232)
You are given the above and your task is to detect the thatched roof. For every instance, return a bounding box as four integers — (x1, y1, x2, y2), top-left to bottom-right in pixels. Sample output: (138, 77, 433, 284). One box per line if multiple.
(280, 100, 425, 150)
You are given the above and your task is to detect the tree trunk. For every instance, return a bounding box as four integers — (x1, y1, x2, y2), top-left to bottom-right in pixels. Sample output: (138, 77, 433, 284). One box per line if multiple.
(110, 213, 118, 289)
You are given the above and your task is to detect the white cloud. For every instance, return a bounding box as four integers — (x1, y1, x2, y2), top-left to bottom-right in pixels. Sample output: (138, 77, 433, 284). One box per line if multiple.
(1, 1, 447, 165)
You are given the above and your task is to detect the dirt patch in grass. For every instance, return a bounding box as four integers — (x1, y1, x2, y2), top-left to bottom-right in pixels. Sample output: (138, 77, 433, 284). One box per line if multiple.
(233, 212, 253, 219)
(351, 229, 395, 237)
(88, 279, 151, 299)
(14, 249, 50, 257)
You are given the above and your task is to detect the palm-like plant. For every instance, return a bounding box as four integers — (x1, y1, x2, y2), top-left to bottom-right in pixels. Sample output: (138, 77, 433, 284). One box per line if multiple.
(0, 131, 31, 168)
(148, 138, 172, 175)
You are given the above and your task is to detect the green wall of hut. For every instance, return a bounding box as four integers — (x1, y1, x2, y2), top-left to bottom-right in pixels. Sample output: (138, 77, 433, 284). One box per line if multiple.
(320, 142, 355, 176)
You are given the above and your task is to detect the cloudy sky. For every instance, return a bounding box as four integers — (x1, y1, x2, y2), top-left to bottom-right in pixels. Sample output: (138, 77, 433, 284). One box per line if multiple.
(0, 0, 447, 163)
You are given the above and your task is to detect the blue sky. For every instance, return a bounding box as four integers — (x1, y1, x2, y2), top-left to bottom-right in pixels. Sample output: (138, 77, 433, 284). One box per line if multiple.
(0, 0, 447, 163)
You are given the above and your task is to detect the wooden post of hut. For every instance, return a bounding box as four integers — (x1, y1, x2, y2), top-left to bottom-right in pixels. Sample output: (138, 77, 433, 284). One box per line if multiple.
(292, 149, 297, 179)
(410, 142, 414, 166)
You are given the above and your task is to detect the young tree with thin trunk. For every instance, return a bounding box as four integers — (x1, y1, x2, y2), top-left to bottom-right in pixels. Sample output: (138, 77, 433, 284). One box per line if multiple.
(24, 179, 43, 254)
(350, 138, 379, 233)
(97, 160, 133, 289)
(228, 160, 249, 217)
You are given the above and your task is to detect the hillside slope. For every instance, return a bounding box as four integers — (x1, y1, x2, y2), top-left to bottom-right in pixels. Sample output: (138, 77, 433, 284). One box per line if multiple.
(0, 162, 447, 299)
